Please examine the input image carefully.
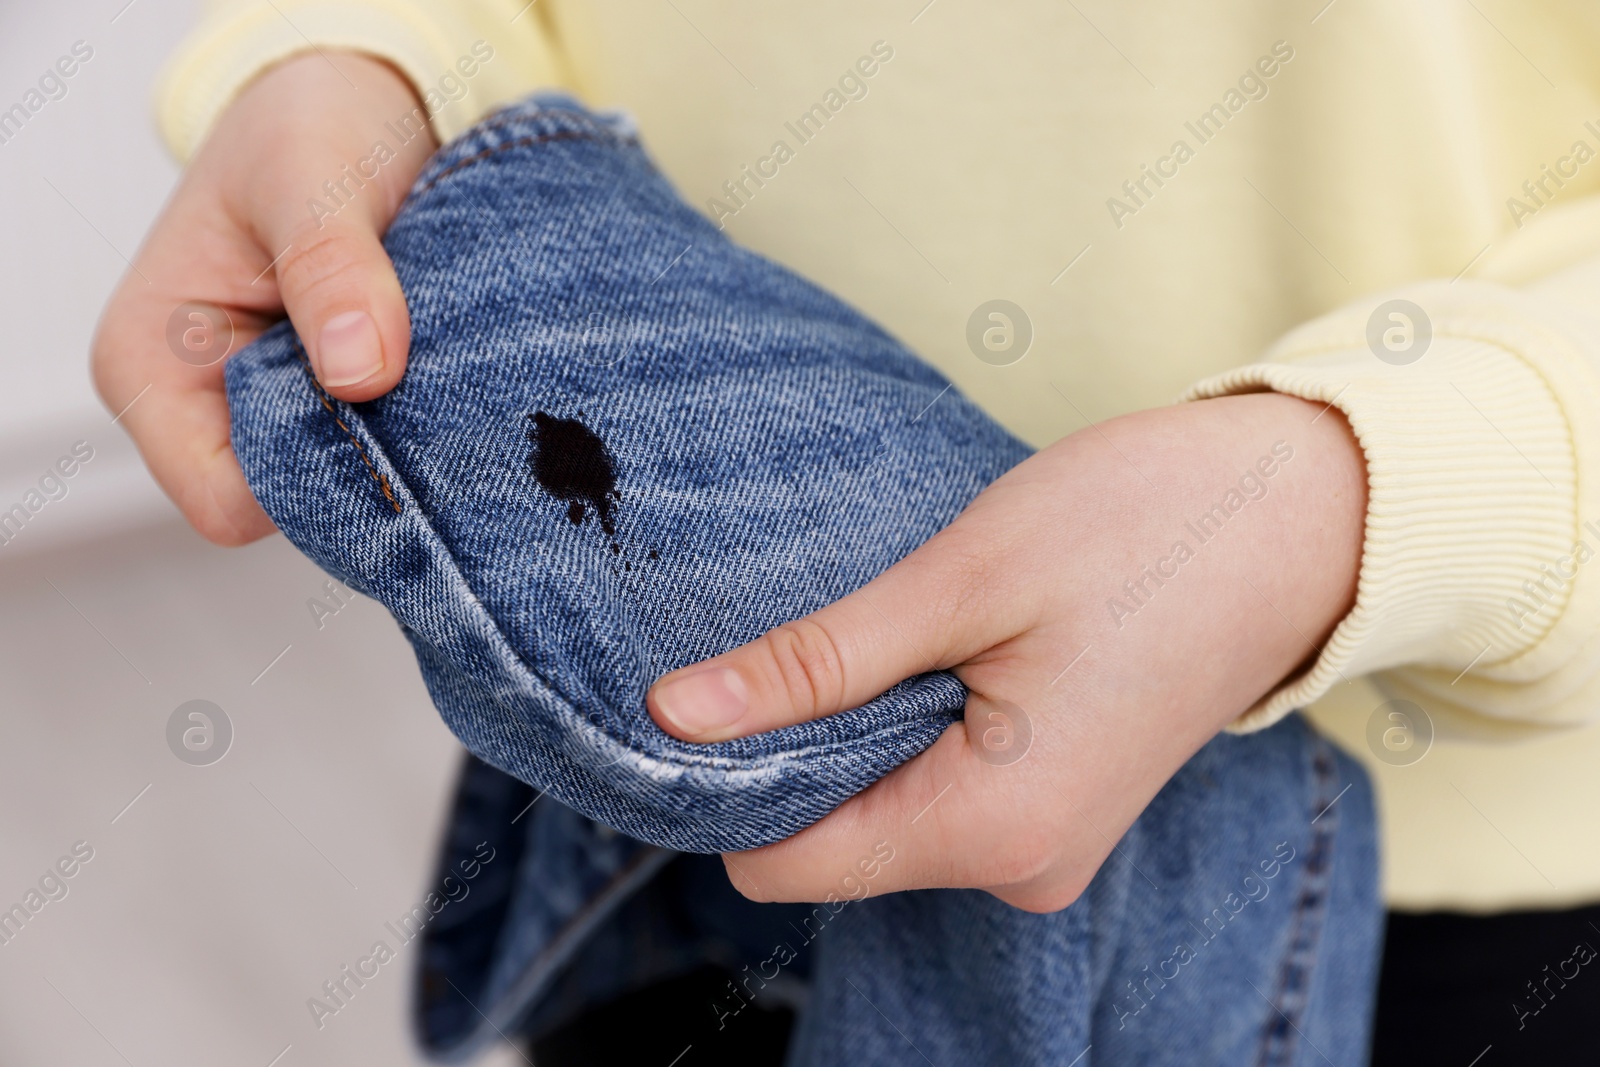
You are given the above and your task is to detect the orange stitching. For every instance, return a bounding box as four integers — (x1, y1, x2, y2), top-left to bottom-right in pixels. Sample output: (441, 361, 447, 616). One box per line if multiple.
(292, 341, 402, 514)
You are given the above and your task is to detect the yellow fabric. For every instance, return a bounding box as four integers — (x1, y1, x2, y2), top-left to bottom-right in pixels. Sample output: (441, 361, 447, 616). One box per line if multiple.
(156, 0, 1600, 912)
(152, 0, 564, 159)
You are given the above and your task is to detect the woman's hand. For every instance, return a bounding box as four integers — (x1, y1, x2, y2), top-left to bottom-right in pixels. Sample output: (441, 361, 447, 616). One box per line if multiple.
(93, 52, 437, 544)
(647, 392, 1367, 912)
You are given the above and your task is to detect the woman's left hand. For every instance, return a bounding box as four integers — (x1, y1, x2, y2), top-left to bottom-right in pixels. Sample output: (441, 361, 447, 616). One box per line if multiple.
(646, 392, 1366, 912)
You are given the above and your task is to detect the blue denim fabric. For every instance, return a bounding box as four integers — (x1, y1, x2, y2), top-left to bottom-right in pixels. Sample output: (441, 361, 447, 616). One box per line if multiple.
(226, 96, 1023, 857)
(226, 96, 1381, 1063)
(417, 720, 1378, 1065)
(789, 718, 1381, 1066)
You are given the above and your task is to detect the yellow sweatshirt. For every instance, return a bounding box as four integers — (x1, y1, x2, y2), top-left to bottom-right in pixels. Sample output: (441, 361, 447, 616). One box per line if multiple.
(157, 0, 1600, 913)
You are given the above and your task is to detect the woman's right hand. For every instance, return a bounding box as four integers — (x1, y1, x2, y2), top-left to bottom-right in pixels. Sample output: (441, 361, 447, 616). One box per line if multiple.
(93, 51, 438, 544)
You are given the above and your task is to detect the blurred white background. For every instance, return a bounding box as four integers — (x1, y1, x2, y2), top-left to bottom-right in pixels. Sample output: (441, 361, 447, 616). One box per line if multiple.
(0, 4, 518, 1064)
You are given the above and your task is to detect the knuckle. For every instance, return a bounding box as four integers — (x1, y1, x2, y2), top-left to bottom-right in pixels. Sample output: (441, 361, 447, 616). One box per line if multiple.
(176, 483, 256, 548)
(189, 509, 252, 548)
(89, 302, 138, 402)
(89, 340, 119, 405)
(998, 880, 1085, 915)
(908, 528, 999, 639)
(757, 619, 847, 716)
(985, 838, 1091, 914)
(940, 537, 1002, 620)
(985, 832, 1060, 891)
(1006, 844, 1058, 889)
(274, 223, 372, 304)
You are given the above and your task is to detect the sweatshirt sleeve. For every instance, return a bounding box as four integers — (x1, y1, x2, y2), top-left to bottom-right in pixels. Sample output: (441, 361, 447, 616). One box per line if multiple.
(154, 0, 567, 162)
(1186, 244, 1600, 736)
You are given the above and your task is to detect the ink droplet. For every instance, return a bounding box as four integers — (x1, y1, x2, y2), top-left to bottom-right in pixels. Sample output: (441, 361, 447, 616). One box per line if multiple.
(528, 411, 619, 536)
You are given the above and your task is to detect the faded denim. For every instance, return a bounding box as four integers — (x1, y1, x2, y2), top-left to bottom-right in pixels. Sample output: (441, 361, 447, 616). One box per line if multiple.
(226, 96, 1381, 1064)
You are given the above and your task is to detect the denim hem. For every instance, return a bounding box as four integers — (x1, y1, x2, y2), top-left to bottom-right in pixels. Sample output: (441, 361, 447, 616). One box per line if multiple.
(413, 93, 640, 196)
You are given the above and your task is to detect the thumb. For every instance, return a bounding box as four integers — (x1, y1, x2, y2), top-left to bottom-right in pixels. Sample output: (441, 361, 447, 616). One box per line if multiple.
(647, 530, 1002, 743)
(268, 212, 411, 401)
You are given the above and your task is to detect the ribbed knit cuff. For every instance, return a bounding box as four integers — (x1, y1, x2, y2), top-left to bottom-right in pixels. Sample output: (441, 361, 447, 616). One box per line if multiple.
(154, 0, 565, 161)
(1186, 280, 1583, 733)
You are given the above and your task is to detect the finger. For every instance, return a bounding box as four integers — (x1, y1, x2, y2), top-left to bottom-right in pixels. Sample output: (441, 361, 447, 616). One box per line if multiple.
(117, 375, 276, 546)
(724, 705, 1091, 913)
(93, 299, 275, 545)
(646, 521, 1012, 742)
(92, 217, 279, 545)
(262, 211, 412, 402)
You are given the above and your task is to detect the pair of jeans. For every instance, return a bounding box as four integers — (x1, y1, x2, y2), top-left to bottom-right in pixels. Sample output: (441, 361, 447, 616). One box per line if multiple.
(225, 95, 1381, 1063)
(419, 719, 1379, 1066)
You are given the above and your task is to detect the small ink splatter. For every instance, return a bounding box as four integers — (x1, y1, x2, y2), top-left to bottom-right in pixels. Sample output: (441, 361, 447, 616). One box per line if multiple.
(528, 411, 619, 536)
(648, 550, 659, 560)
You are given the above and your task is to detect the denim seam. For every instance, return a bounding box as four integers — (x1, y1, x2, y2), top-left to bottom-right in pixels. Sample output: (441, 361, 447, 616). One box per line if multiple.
(428, 105, 635, 164)
(417, 129, 637, 196)
(291, 338, 402, 514)
(284, 348, 954, 775)
(279, 338, 588, 727)
(445, 108, 635, 154)
(450, 641, 957, 774)
(1255, 735, 1338, 1067)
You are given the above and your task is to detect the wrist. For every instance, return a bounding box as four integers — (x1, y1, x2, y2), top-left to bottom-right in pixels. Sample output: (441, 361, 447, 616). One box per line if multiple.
(1064, 393, 1365, 728)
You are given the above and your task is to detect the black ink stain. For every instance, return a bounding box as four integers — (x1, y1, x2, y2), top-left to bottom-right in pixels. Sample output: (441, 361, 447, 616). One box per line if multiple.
(528, 411, 619, 536)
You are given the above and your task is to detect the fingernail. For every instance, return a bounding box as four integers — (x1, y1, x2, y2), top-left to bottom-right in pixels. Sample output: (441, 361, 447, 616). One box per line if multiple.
(315, 310, 383, 387)
(653, 668, 748, 735)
